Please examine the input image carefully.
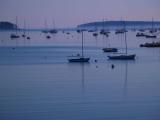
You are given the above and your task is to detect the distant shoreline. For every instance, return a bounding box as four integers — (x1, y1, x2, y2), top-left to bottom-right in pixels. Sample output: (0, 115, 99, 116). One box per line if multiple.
(78, 20, 160, 30)
(1, 20, 160, 31)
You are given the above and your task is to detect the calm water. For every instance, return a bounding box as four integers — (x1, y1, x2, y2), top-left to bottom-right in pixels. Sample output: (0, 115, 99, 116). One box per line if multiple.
(0, 30, 160, 120)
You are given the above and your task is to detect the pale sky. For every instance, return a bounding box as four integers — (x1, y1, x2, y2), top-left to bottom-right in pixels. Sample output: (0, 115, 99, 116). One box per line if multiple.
(0, 0, 160, 28)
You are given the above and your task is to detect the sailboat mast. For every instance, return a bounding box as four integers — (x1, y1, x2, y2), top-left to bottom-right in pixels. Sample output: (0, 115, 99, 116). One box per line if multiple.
(27, 22, 30, 35)
(124, 21, 128, 55)
(52, 19, 55, 29)
(152, 18, 154, 31)
(103, 19, 105, 30)
(45, 20, 48, 31)
(16, 16, 18, 35)
(82, 31, 84, 57)
(24, 20, 26, 35)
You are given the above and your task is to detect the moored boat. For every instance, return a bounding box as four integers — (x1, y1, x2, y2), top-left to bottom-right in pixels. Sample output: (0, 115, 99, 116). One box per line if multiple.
(68, 31, 90, 63)
(10, 34, 20, 39)
(68, 56, 90, 62)
(102, 48, 118, 52)
(108, 54, 135, 60)
(108, 21, 136, 60)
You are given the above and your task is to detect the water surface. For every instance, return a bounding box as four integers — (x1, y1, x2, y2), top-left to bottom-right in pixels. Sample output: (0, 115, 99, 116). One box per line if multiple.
(0, 30, 160, 120)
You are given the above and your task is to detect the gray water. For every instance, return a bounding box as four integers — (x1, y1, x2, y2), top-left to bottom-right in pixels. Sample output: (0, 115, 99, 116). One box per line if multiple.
(0, 30, 160, 120)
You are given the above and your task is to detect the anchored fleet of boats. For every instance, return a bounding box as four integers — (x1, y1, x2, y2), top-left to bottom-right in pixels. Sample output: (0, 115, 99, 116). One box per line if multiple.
(7, 19, 160, 63)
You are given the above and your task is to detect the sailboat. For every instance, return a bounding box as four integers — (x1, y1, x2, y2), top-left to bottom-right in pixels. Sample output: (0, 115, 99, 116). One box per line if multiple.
(102, 35, 118, 52)
(26, 22, 31, 40)
(102, 19, 118, 52)
(92, 22, 98, 37)
(108, 21, 136, 60)
(42, 20, 48, 33)
(145, 18, 157, 38)
(68, 30, 90, 63)
(44, 20, 51, 39)
(103, 47, 118, 52)
(49, 20, 58, 34)
(10, 16, 20, 39)
(22, 20, 26, 38)
(149, 18, 157, 33)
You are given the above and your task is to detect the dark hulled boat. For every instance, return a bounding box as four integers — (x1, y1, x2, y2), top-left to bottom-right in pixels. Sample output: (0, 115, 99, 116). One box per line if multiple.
(68, 31, 90, 63)
(108, 54, 135, 60)
(136, 33, 146, 37)
(108, 21, 136, 60)
(102, 48, 118, 52)
(93, 33, 98, 37)
(50, 29, 58, 34)
(10, 34, 20, 39)
(145, 34, 157, 38)
(10, 16, 20, 39)
(68, 57, 90, 63)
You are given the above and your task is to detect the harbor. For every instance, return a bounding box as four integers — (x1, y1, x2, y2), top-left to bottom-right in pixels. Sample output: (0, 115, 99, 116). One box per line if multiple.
(0, 0, 160, 119)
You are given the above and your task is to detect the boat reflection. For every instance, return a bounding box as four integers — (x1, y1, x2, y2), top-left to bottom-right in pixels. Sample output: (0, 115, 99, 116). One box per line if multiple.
(81, 63, 85, 93)
(80, 63, 90, 94)
(67, 62, 89, 94)
(123, 61, 128, 99)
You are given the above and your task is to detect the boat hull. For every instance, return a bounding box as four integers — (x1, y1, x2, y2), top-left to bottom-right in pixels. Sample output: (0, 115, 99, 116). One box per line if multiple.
(68, 57, 90, 63)
(10, 34, 20, 39)
(108, 54, 136, 60)
(136, 33, 146, 37)
(145, 35, 157, 38)
(102, 48, 118, 52)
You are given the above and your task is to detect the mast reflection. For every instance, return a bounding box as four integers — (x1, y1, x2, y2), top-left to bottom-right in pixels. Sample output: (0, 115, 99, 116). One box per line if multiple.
(81, 63, 85, 93)
(123, 61, 128, 99)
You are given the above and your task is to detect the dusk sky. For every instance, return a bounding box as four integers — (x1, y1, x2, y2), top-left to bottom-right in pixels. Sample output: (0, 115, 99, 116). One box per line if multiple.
(0, 0, 160, 28)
